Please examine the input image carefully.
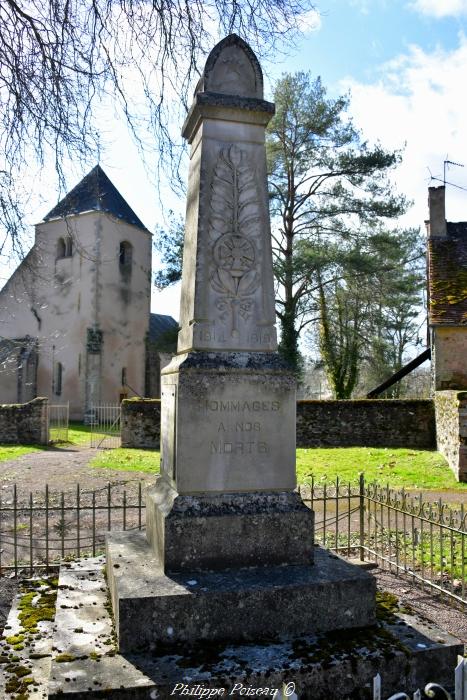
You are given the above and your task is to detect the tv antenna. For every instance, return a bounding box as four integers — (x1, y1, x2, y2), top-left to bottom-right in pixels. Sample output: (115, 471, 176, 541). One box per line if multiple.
(444, 158, 464, 186)
(427, 158, 467, 191)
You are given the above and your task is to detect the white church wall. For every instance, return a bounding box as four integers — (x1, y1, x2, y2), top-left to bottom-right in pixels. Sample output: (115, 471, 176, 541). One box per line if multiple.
(0, 207, 151, 418)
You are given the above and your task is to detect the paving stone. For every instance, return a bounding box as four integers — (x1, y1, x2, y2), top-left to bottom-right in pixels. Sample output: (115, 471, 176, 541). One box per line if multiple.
(46, 557, 464, 700)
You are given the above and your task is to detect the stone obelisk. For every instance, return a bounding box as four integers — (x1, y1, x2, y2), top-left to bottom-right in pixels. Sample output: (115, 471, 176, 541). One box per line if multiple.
(146, 33, 313, 572)
(106, 35, 375, 653)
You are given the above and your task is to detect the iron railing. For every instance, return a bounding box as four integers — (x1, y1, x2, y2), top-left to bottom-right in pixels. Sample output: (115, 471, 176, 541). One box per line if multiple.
(0, 476, 465, 608)
(0, 481, 143, 575)
(299, 474, 467, 607)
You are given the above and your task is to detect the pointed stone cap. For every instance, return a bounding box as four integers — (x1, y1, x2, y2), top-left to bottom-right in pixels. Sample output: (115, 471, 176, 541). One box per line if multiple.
(196, 34, 264, 99)
(182, 34, 274, 142)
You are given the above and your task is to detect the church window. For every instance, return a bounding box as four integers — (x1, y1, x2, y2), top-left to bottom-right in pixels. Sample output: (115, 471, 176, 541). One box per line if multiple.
(119, 241, 132, 272)
(57, 236, 73, 259)
(121, 367, 127, 386)
(57, 238, 66, 258)
(53, 362, 63, 395)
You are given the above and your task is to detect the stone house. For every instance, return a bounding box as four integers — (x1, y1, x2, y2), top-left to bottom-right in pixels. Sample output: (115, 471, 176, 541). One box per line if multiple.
(0, 165, 177, 419)
(426, 186, 467, 390)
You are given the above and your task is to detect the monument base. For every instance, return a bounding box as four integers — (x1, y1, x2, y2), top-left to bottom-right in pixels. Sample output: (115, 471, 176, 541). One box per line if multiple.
(146, 477, 315, 572)
(38, 557, 463, 700)
(106, 532, 376, 652)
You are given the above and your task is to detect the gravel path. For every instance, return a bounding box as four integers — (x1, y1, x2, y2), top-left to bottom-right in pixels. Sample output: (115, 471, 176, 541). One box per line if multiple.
(372, 567, 467, 644)
(0, 445, 156, 500)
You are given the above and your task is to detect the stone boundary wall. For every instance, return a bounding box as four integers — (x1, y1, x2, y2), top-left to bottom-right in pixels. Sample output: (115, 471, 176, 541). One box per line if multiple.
(121, 399, 161, 449)
(297, 399, 436, 450)
(434, 391, 467, 482)
(0, 397, 48, 444)
(121, 398, 436, 452)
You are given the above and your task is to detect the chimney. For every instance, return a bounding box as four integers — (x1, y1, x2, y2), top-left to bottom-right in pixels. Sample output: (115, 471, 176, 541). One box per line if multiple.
(426, 186, 446, 239)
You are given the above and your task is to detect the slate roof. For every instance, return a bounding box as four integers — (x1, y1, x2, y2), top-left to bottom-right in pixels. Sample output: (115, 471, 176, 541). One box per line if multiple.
(428, 221, 467, 325)
(148, 313, 178, 345)
(43, 165, 147, 231)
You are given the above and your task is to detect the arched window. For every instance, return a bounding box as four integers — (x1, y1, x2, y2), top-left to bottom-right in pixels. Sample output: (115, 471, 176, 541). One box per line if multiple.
(57, 238, 66, 258)
(119, 241, 132, 272)
(53, 362, 63, 396)
(56, 236, 73, 259)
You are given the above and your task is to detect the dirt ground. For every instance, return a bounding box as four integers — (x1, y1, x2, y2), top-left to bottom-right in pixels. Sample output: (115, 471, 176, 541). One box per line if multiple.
(0, 444, 156, 500)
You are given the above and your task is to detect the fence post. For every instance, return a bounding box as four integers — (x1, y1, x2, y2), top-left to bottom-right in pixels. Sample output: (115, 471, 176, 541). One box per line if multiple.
(359, 472, 365, 562)
(454, 655, 465, 700)
(372, 673, 381, 700)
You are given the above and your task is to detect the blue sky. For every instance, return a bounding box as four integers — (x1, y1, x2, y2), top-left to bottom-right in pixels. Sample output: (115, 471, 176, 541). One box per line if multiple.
(281, 0, 464, 87)
(2, 0, 467, 320)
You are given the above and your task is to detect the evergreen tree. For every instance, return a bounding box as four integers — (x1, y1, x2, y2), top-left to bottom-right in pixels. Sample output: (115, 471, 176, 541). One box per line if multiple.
(266, 72, 407, 374)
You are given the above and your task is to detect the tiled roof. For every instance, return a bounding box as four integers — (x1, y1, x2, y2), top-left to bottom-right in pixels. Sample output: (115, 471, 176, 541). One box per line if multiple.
(148, 313, 178, 345)
(43, 165, 147, 231)
(428, 222, 467, 325)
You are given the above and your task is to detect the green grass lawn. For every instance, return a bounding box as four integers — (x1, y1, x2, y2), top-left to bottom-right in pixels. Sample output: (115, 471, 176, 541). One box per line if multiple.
(2, 420, 466, 492)
(89, 448, 160, 473)
(296, 447, 467, 491)
(88, 445, 466, 491)
(0, 444, 47, 463)
(67, 422, 94, 446)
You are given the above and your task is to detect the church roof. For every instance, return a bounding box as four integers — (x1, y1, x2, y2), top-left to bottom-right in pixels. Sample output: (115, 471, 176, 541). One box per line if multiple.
(148, 313, 178, 347)
(428, 221, 467, 325)
(43, 165, 147, 231)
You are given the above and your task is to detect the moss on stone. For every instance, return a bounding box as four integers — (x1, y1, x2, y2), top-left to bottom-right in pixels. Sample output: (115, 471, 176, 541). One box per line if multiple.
(16, 576, 58, 634)
(55, 652, 76, 663)
(375, 590, 414, 623)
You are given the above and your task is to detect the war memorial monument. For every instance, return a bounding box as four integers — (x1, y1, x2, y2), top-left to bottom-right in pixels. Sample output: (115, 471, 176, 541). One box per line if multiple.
(2, 34, 461, 700)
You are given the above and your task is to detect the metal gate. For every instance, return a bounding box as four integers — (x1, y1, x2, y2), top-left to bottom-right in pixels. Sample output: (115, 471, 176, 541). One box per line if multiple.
(47, 402, 69, 443)
(89, 403, 121, 448)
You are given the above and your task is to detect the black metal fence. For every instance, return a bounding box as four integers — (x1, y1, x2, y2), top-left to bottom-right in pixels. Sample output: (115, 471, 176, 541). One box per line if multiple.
(299, 475, 466, 606)
(0, 482, 143, 575)
(0, 476, 465, 606)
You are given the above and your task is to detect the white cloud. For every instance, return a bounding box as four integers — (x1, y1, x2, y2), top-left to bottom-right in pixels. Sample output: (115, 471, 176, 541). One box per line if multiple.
(342, 36, 467, 229)
(297, 9, 322, 33)
(409, 0, 467, 18)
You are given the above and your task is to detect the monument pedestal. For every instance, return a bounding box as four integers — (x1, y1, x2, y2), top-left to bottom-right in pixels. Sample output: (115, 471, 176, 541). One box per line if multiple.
(145, 479, 315, 572)
(159, 352, 297, 494)
(106, 534, 376, 652)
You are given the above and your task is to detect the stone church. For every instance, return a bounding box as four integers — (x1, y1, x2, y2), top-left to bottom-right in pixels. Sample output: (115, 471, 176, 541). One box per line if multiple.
(0, 165, 177, 419)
